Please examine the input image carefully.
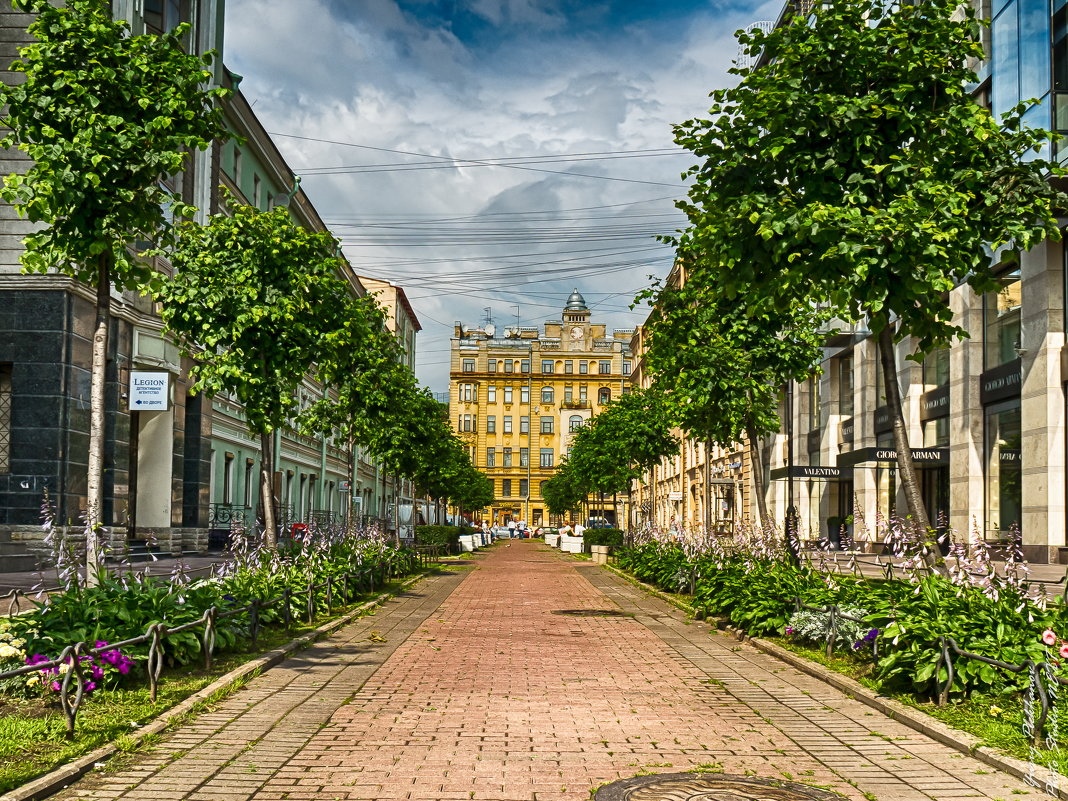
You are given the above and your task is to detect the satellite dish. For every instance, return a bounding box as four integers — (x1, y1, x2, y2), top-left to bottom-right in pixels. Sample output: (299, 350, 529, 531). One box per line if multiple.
(484, 323, 495, 337)
(461, 325, 471, 335)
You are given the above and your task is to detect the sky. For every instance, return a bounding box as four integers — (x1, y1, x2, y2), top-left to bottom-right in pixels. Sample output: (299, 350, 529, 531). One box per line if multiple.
(222, 0, 782, 394)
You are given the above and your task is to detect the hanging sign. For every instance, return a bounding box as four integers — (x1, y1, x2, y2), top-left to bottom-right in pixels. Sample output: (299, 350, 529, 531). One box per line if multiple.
(129, 371, 170, 411)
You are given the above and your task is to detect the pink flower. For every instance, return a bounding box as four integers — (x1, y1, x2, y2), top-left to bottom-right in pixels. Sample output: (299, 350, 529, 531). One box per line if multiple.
(1043, 629, 1057, 646)
(1059, 643, 1068, 660)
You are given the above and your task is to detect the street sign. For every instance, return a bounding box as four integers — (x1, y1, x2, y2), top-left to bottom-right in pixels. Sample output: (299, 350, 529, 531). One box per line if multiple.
(129, 371, 170, 411)
(339, 481, 351, 492)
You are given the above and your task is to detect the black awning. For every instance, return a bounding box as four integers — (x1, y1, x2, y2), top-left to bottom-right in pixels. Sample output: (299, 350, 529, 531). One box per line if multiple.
(769, 465, 849, 481)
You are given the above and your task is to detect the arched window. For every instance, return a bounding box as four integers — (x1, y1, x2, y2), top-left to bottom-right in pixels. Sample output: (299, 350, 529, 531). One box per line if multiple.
(569, 415, 583, 432)
(598, 387, 611, 405)
(541, 386, 554, 404)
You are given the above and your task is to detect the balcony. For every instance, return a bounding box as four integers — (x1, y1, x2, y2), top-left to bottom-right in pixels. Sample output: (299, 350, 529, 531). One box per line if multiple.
(560, 400, 591, 410)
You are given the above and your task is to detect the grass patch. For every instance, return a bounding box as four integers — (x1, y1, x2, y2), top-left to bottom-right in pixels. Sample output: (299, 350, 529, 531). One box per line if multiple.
(0, 577, 418, 793)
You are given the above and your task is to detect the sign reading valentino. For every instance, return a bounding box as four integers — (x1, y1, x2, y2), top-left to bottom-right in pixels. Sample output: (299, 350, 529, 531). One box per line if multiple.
(129, 371, 170, 411)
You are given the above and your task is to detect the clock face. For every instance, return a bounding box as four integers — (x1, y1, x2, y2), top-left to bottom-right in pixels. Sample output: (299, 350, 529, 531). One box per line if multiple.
(570, 326, 583, 339)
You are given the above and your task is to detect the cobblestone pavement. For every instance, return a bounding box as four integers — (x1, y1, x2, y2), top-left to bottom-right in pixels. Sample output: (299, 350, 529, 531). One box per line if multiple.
(48, 541, 1050, 801)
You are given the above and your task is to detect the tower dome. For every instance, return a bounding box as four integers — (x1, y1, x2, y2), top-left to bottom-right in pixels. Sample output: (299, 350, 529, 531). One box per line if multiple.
(564, 288, 588, 311)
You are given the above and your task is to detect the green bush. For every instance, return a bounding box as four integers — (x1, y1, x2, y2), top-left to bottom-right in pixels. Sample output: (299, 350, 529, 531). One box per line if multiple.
(583, 528, 624, 547)
(414, 525, 461, 550)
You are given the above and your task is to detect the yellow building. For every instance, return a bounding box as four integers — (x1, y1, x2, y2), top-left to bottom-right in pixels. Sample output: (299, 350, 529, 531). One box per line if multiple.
(449, 290, 633, 527)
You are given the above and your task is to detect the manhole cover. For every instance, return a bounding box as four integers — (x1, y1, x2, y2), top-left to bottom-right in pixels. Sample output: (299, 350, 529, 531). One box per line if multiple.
(594, 773, 846, 801)
(553, 609, 625, 617)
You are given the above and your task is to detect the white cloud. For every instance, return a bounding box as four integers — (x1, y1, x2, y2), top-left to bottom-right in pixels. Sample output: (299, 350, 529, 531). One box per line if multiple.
(224, 0, 776, 393)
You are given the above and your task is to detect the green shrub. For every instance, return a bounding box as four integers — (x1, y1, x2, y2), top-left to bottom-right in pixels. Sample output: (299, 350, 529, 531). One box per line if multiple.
(414, 525, 461, 550)
(583, 528, 624, 547)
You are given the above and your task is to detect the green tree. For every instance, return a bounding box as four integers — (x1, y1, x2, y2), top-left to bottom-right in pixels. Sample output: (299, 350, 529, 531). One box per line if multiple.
(0, 0, 229, 579)
(670, 0, 1065, 545)
(638, 274, 825, 543)
(156, 200, 358, 548)
(541, 465, 586, 519)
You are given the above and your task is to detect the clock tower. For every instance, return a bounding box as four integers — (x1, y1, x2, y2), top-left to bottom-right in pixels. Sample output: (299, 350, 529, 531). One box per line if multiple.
(563, 288, 590, 349)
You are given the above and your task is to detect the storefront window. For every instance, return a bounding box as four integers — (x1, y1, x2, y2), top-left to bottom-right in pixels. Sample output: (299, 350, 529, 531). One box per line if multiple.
(876, 433, 896, 524)
(922, 348, 950, 389)
(922, 416, 949, 448)
(985, 400, 1021, 539)
(984, 268, 1022, 370)
(838, 355, 853, 416)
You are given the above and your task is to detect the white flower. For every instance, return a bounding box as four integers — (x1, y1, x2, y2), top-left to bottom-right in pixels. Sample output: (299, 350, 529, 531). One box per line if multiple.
(0, 644, 21, 660)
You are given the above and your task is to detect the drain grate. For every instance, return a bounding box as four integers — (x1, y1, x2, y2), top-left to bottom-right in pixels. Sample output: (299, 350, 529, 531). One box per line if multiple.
(594, 773, 846, 801)
(552, 608, 626, 617)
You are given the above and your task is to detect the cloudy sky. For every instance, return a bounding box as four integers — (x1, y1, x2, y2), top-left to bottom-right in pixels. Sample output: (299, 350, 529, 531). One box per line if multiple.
(223, 0, 781, 394)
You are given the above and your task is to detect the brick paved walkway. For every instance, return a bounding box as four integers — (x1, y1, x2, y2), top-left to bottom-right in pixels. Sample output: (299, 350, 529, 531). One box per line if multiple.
(51, 541, 1050, 801)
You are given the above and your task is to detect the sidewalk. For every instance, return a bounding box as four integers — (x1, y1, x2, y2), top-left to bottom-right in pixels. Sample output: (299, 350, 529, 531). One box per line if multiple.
(11, 539, 1051, 801)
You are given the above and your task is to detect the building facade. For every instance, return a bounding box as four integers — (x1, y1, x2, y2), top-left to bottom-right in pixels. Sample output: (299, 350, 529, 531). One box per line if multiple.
(449, 290, 633, 527)
(0, 5, 418, 564)
(631, 0, 1068, 562)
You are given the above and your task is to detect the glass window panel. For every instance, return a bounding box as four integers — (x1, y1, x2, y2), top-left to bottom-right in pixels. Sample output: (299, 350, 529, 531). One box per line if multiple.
(992, 5, 1020, 119)
(984, 268, 1022, 369)
(985, 401, 1021, 539)
(1020, 1, 1052, 103)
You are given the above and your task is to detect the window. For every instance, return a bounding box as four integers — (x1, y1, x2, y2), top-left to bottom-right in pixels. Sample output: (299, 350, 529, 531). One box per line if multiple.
(504, 386, 513, 403)
(520, 415, 529, 434)
(598, 388, 611, 405)
(462, 414, 473, 432)
(462, 358, 475, 373)
(923, 349, 950, 389)
(233, 147, 243, 186)
(486, 448, 496, 467)
(487, 386, 497, 403)
(579, 385, 588, 401)
(599, 360, 611, 374)
(488, 360, 497, 373)
(144, 0, 186, 34)
(808, 374, 821, 429)
(520, 447, 529, 467)
(623, 360, 632, 375)
(540, 448, 554, 468)
(540, 416, 554, 434)
(502, 479, 512, 497)
(521, 385, 530, 403)
(504, 360, 514, 373)
(0, 364, 10, 473)
(487, 416, 496, 433)
(542, 360, 554, 374)
(504, 447, 513, 467)
(253, 174, 262, 209)
(569, 415, 583, 432)
(519, 478, 529, 497)
(579, 361, 589, 374)
(521, 359, 530, 373)
(984, 268, 1022, 369)
(564, 360, 573, 374)
(244, 460, 255, 507)
(541, 386, 554, 404)
(459, 383, 476, 402)
(223, 453, 235, 505)
(985, 400, 1021, 539)
(838, 355, 854, 416)
(564, 385, 573, 403)
(504, 416, 513, 433)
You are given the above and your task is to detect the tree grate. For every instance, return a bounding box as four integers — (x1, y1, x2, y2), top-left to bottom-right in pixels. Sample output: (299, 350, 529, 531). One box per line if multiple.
(593, 773, 847, 801)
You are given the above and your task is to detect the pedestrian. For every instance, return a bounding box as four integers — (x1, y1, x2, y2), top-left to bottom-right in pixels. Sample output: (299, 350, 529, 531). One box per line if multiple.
(507, 518, 516, 539)
(573, 520, 586, 538)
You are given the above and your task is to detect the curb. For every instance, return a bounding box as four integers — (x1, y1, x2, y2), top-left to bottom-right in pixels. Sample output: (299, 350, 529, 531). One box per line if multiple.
(0, 574, 427, 801)
(603, 564, 1068, 800)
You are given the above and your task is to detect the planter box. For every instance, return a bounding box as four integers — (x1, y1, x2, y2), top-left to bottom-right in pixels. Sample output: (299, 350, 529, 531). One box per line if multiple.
(590, 544, 611, 564)
(458, 534, 476, 552)
(560, 535, 585, 554)
(544, 533, 560, 548)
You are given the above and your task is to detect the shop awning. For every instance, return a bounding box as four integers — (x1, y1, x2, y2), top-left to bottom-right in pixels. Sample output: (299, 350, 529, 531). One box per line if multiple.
(837, 446, 948, 468)
(769, 465, 850, 481)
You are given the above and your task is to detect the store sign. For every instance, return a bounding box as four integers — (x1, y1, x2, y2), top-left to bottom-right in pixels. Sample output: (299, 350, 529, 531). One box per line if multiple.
(668, 491, 683, 501)
(919, 385, 950, 421)
(980, 359, 1022, 405)
(129, 371, 169, 411)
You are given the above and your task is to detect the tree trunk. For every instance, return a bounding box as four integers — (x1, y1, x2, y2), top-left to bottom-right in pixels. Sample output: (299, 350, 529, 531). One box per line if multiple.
(260, 431, 278, 550)
(876, 324, 943, 573)
(85, 253, 113, 587)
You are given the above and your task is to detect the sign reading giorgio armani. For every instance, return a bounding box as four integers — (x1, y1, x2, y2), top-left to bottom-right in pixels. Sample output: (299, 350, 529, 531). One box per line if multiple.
(980, 358, 1022, 405)
(837, 446, 949, 467)
(919, 385, 950, 422)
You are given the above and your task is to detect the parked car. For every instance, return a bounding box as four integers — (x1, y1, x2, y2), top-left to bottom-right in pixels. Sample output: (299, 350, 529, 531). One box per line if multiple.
(585, 517, 614, 529)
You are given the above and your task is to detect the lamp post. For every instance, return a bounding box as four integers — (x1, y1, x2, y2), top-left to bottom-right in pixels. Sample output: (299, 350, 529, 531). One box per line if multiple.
(786, 379, 799, 564)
